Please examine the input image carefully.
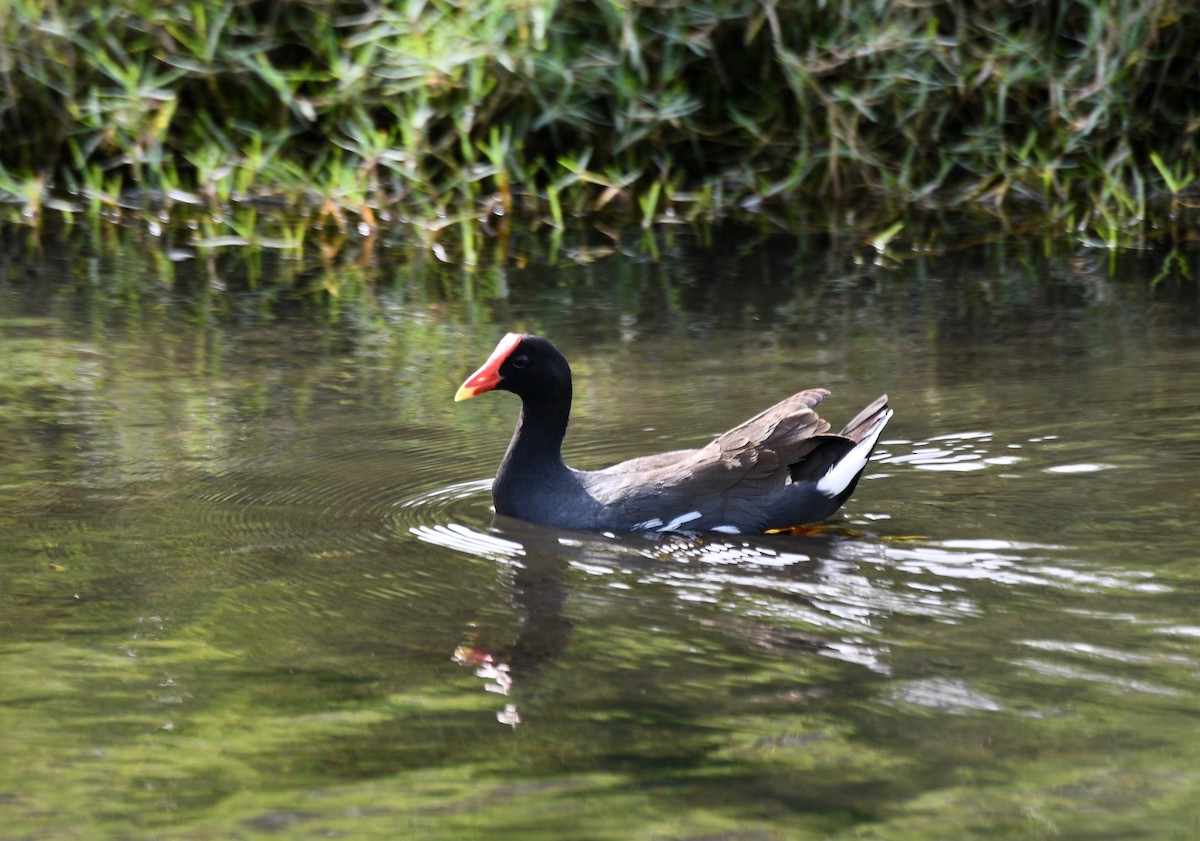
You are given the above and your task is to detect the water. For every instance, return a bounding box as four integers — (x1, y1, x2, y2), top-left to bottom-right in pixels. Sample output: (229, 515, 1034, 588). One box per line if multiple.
(2, 225, 1200, 839)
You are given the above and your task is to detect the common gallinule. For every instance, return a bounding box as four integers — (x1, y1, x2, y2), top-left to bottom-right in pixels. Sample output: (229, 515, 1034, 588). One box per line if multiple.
(456, 333, 892, 535)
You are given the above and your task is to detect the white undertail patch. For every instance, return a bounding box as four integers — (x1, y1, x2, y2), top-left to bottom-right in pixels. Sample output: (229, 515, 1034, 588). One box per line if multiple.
(659, 511, 703, 532)
(816, 409, 894, 498)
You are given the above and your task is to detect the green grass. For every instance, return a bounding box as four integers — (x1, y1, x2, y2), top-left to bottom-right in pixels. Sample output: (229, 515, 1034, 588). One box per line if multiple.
(2, 0, 1199, 252)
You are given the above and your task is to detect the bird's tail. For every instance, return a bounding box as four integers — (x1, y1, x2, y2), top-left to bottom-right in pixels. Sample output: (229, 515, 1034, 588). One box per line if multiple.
(765, 395, 892, 530)
(837, 394, 891, 441)
(815, 403, 893, 502)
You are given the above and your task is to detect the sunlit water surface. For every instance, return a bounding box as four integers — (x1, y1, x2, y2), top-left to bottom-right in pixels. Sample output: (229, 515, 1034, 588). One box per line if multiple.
(2, 228, 1200, 839)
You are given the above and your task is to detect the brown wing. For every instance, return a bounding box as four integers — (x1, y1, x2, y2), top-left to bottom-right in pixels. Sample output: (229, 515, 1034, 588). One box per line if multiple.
(585, 389, 833, 513)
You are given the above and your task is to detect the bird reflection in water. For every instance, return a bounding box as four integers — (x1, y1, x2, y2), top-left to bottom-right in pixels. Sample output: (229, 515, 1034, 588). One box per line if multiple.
(440, 516, 902, 727)
(452, 518, 573, 728)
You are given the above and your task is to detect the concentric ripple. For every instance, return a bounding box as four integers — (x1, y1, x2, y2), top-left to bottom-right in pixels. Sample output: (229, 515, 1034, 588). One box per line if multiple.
(178, 421, 498, 559)
(397, 478, 529, 559)
(186, 460, 419, 554)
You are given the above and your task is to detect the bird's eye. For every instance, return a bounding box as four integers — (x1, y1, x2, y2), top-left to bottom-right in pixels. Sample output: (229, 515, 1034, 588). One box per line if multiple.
(510, 353, 530, 370)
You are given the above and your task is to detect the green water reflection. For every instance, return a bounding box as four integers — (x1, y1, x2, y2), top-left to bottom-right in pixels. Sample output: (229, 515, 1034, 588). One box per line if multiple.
(2, 225, 1200, 839)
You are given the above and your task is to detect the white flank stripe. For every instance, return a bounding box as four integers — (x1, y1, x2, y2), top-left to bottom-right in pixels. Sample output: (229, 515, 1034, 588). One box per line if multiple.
(659, 511, 703, 532)
(711, 525, 741, 535)
(816, 409, 894, 497)
(632, 518, 664, 531)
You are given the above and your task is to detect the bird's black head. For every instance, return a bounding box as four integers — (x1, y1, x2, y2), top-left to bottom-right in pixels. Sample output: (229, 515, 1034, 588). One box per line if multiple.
(455, 333, 572, 402)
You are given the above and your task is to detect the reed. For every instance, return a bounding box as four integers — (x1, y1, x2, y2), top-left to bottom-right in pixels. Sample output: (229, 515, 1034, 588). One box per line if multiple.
(1, 0, 1198, 252)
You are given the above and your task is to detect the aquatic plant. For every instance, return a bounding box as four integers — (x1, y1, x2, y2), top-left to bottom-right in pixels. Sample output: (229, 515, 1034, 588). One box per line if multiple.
(1, 0, 1198, 252)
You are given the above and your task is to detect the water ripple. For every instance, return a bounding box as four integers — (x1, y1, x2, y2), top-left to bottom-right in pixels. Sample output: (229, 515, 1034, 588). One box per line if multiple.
(877, 430, 1019, 473)
(410, 523, 526, 558)
(396, 478, 526, 560)
(877, 540, 1167, 592)
(396, 477, 495, 524)
(186, 459, 418, 553)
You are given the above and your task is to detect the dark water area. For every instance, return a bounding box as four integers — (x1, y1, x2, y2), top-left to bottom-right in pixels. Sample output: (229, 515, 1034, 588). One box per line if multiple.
(2, 222, 1200, 839)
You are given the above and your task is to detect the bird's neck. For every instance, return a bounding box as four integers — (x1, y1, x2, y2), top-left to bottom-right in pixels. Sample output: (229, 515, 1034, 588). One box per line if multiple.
(497, 384, 573, 487)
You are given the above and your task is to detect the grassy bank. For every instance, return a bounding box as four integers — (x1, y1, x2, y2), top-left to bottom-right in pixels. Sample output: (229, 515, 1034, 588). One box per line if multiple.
(2, 0, 1199, 252)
